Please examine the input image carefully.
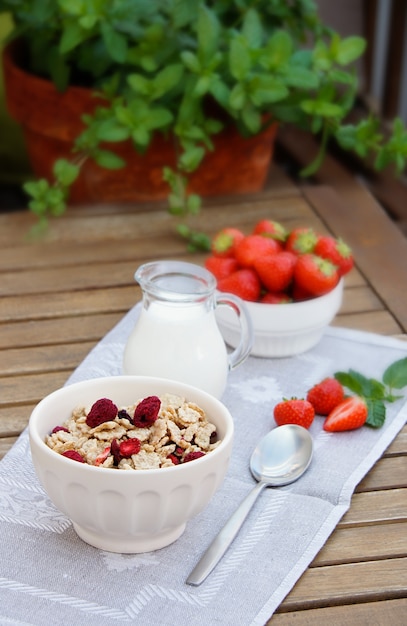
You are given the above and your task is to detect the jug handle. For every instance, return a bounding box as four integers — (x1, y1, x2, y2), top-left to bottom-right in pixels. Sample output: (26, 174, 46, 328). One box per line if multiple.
(216, 293, 254, 370)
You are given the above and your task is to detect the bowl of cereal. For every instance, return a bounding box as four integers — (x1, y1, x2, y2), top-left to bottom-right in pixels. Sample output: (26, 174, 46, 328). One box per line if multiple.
(29, 376, 234, 553)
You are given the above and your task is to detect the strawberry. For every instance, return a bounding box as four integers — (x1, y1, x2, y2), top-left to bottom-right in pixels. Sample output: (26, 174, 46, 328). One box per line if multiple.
(217, 268, 261, 301)
(211, 227, 245, 258)
(254, 250, 297, 292)
(294, 253, 339, 296)
(204, 255, 239, 280)
(252, 219, 287, 242)
(285, 227, 318, 255)
(306, 377, 344, 415)
(273, 398, 315, 429)
(314, 235, 354, 276)
(260, 292, 293, 304)
(234, 234, 282, 268)
(323, 396, 368, 432)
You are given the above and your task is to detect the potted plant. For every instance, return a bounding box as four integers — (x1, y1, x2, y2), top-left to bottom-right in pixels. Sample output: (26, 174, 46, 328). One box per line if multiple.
(1, 0, 407, 248)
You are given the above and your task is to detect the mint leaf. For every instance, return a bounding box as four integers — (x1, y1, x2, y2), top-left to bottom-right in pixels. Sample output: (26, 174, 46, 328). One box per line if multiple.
(382, 357, 407, 390)
(335, 369, 386, 399)
(365, 399, 386, 428)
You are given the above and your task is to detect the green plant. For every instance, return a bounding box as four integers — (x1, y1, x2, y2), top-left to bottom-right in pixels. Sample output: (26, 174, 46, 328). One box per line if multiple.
(2, 0, 407, 247)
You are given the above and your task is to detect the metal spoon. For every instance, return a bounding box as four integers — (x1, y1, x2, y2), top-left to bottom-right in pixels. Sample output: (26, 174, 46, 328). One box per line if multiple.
(186, 424, 313, 586)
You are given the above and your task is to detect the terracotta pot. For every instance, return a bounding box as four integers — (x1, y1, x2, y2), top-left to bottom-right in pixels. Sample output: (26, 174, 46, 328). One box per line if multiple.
(2, 40, 278, 204)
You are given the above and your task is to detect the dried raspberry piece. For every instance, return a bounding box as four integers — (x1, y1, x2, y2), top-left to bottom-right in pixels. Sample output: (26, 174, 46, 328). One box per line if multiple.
(62, 450, 85, 463)
(51, 426, 69, 434)
(119, 438, 141, 458)
(167, 453, 180, 465)
(111, 438, 121, 466)
(183, 451, 205, 463)
(133, 396, 161, 428)
(86, 398, 118, 428)
(95, 445, 111, 466)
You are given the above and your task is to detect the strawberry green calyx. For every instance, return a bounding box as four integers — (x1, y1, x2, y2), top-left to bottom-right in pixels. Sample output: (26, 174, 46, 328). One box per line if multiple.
(286, 227, 318, 254)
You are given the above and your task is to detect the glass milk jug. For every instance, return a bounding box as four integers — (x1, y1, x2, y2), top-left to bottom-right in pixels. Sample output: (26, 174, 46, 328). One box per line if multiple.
(123, 261, 253, 398)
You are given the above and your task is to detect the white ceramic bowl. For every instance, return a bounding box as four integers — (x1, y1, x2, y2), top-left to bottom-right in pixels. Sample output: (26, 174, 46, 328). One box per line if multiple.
(216, 278, 343, 358)
(29, 376, 234, 553)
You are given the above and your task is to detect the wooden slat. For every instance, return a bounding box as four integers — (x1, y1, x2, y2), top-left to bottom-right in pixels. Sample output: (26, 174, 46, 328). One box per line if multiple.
(312, 521, 407, 565)
(0, 286, 137, 322)
(0, 313, 123, 349)
(0, 341, 96, 376)
(271, 598, 407, 625)
(339, 489, 407, 526)
(356, 457, 407, 491)
(279, 557, 407, 610)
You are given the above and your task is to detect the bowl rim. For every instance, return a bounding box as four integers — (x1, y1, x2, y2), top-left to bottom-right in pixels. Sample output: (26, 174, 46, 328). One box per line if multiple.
(29, 375, 234, 477)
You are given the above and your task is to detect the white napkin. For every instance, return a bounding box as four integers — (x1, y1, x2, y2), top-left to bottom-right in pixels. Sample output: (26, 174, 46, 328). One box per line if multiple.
(0, 304, 406, 626)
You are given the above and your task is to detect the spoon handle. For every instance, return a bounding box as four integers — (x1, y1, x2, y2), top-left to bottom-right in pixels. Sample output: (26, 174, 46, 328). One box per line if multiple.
(186, 480, 267, 586)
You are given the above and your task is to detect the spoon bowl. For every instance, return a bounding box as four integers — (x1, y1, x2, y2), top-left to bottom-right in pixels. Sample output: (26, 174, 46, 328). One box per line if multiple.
(187, 424, 313, 586)
(250, 424, 313, 486)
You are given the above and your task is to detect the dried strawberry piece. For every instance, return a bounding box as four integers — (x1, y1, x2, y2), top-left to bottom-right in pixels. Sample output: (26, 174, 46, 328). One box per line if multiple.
(133, 396, 161, 428)
(119, 438, 141, 458)
(95, 445, 111, 466)
(86, 398, 118, 428)
(167, 453, 180, 465)
(183, 451, 205, 463)
(51, 426, 69, 434)
(111, 438, 121, 466)
(62, 450, 85, 463)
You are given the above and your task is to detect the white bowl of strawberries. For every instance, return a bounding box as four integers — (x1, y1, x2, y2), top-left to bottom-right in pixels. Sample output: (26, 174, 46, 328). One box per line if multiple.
(207, 220, 352, 358)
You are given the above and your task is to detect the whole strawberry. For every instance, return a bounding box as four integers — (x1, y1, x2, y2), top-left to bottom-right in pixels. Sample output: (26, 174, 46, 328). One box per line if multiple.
(252, 219, 287, 242)
(211, 227, 245, 258)
(314, 235, 354, 276)
(285, 227, 318, 255)
(273, 398, 315, 429)
(306, 377, 344, 415)
(254, 250, 297, 292)
(323, 396, 368, 432)
(204, 255, 239, 280)
(235, 234, 282, 268)
(217, 268, 261, 301)
(260, 292, 292, 304)
(294, 253, 339, 296)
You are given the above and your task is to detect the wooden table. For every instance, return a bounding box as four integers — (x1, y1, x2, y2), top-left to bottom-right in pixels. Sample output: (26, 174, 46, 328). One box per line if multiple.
(0, 164, 406, 624)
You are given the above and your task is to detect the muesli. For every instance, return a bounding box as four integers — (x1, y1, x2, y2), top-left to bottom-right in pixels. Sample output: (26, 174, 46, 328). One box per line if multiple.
(45, 393, 221, 469)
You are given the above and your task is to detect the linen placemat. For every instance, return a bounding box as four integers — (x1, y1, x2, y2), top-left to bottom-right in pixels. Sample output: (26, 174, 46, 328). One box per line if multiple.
(1, 304, 406, 626)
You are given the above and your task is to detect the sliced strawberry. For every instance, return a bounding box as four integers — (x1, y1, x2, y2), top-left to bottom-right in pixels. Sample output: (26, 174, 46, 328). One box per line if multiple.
(314, 235, 354, 276)
(252, 219, 288, 242)
(254, 250, 297, 292)
(323, 396, 368, 432)
(204, 255, 239, 280)
(273, 398, 315, 429)
(306, 377, 344, 415)
(294, 253, 339, 296)
(217, 268, 261, 301)
(235, 234, 282, 268)
(211, 227, 245, 258)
